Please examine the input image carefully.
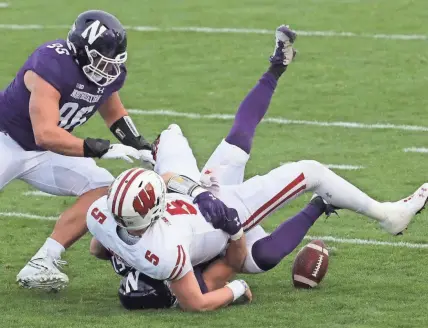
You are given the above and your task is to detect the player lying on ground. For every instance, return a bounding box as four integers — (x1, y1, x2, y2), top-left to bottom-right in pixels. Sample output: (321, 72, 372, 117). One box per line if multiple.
(0, 10, 154, 291)
(88, 25, 428, 311)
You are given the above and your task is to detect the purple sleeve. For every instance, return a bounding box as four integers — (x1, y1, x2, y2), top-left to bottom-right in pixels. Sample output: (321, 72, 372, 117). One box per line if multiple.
(29, 47, 68, 93)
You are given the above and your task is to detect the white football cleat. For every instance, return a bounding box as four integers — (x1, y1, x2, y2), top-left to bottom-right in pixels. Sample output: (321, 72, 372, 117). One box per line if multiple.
(270, 25, 297, 66)
(16, 250, 69, 291)
(379, 183, 428, 235)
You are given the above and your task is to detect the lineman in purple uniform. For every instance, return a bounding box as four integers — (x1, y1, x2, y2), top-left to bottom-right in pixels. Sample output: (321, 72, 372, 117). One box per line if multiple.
(0, 10, 153, 290)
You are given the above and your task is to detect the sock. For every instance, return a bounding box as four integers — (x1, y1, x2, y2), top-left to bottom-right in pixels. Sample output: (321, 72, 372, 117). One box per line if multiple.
(37, 237, 65, 259)
(251, 203, 323, 271)
(268, 64, 287, 80)
(225, 71, 278, 154)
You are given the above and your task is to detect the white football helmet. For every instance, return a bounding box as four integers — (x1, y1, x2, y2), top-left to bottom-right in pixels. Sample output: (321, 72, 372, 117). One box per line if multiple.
(107, 168, 167, 230)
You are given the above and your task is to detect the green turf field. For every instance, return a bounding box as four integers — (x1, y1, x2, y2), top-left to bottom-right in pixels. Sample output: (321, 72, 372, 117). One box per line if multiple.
(1, 0, 428, 327)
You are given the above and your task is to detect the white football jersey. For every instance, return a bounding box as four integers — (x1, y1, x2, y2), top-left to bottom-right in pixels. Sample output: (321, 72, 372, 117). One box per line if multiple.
(87, 193, 229, 281)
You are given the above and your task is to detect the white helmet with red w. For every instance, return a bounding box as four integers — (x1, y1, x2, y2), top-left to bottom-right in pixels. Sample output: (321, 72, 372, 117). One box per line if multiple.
(107, 168, 167, 230)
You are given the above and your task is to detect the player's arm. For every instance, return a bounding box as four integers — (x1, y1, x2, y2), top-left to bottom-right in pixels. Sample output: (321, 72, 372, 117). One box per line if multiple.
(224, 234, 247, 272)
(169, 271, 251, 312)
(89, 237, 111, 260)
(200, 237, 247, 292)
(26, 71, 86, 156)
(98, 92, 151, 151)
(26, 71, 139, 161)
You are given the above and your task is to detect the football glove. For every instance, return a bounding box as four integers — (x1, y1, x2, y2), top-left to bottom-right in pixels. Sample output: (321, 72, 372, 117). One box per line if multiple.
(101, 144, 142, 163)
(193, 191, 243, 240)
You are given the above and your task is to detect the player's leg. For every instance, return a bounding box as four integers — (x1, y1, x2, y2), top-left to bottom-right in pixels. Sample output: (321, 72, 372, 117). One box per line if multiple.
(16, 152, 114, 290)
(221, 159, 426, 236)
(242, 197, 327, 273)
(0, 132, 26, 189)
(152, 124, 201, 181)
(201, 25, 297, 185)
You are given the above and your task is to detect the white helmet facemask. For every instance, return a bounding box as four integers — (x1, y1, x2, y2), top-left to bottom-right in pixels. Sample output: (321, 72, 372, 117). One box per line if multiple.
(83, 46, 127, 86)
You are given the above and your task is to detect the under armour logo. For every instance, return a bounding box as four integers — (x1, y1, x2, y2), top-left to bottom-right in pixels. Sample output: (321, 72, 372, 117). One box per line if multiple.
(76, 83, 84, 90)
(209, 194, 216, 200)
(234, 217, 239, 225)
(97, 87, 104, 94)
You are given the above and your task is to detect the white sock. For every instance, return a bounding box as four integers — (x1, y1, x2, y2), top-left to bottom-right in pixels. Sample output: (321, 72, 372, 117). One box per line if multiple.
(300, 160, 387, 222)
(35, 238, 65, 259)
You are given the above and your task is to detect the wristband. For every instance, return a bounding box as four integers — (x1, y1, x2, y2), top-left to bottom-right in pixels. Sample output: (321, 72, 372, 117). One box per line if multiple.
(83, 138, 110, 158)
(110, 116, 151, 150)
(230, 228, 244, 241)
(189, 186, 207, 198)
(226, 280, 248, 302)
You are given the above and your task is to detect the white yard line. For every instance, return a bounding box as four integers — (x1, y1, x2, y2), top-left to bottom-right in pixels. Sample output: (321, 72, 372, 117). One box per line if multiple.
(1, 211, 427, 249)
(0, 24, 426, 41)
(0, 3, 9, 8)
(403, 147, 428, 153)
(305, 235, 428, 249)
(23, 191, 57, 197)
(0, 212, 57, 221)
(128, 109, 428, 132)
(280, 162, 365, 170)
(323, 164, 365, 170)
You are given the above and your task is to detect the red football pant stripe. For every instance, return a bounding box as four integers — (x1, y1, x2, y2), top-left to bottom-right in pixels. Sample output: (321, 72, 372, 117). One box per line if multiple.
(243, 173, 306, 231)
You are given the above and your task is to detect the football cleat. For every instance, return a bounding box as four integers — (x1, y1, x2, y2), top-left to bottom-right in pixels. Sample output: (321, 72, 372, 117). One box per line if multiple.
(16, 250, 69, 291)
(270, 25, 297, 66)
(379, 183, 428, 235)
(310, 194, 340, 218)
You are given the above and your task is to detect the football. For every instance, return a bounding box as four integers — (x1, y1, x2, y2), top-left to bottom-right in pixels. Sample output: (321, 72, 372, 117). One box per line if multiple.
(292, 239, 329, 289)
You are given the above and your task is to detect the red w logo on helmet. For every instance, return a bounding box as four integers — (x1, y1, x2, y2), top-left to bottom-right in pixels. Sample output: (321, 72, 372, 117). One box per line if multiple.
(133, 183, 156, 216)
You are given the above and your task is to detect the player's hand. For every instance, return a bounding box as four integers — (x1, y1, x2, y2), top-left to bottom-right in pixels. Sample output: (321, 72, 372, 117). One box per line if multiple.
(227, 280, 252, 305)
(101, 144, 141, 163)
(199, 169, 220, 194)
(235, 283, 252, 305)
(194, 192, 242, 237)
(138, 149, 155, 167)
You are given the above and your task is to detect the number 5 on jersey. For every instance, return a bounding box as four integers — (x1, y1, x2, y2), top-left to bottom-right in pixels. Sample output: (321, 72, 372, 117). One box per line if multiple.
(91, 207, 107, 224)
(145, 250, 159, 266)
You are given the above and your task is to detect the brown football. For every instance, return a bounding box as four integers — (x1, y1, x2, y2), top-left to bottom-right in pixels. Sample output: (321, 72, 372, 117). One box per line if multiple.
(292, 239, 329, 289)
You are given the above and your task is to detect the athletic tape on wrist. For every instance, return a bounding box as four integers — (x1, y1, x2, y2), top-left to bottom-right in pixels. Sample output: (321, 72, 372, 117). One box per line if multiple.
(230, 228, 244, 241)
(226, 280, 247, 301)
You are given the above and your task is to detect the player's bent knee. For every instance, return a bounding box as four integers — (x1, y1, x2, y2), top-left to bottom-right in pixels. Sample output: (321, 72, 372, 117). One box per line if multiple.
(295, 160, 326, 189)
(297, 159, 324, 172)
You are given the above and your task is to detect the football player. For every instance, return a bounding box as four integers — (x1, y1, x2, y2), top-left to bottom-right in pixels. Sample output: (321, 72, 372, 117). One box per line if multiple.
(88, 25, 428, 311)
(0, 10, 153, 291)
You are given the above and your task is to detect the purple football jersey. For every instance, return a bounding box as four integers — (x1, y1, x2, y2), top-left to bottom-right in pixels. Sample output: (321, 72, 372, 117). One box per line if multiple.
(0, 39, 127, 151)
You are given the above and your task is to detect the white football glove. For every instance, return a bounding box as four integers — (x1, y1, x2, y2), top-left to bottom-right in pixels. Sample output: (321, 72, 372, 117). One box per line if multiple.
(200, 168, 220, 194)
(138, 149, 155, 167)
(101, 144, 142, 163)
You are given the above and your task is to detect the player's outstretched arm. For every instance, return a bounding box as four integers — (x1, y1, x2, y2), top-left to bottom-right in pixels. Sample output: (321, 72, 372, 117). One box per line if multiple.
(26, 71, 142, 162)
(170, 270, 251, 312)
(99, 92, 154, 164)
